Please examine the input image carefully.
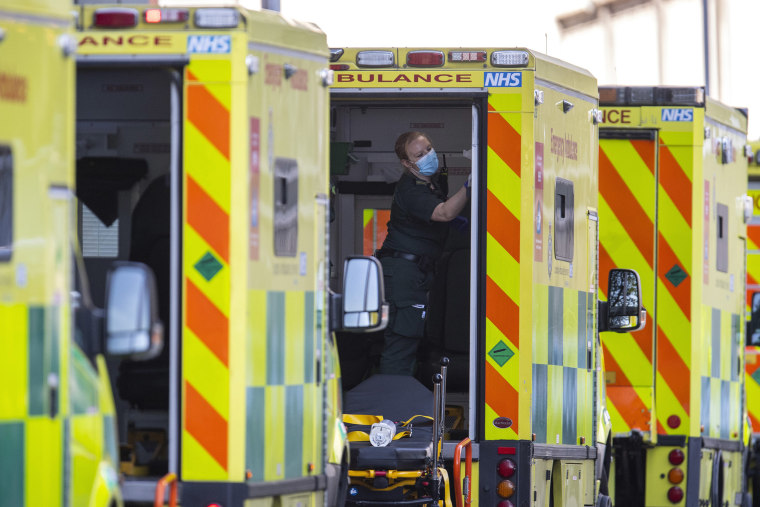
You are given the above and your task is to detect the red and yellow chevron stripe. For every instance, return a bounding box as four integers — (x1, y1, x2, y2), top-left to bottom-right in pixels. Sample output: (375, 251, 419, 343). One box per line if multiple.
(599, 136, 692, 437)
(363, 209, 390, 256)
(746, 223, 760, 431)
(484, 98, 521, 440)
(183, 61, 233, 480)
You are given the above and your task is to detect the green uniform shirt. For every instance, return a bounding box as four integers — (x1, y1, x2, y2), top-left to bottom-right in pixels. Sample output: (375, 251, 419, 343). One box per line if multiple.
(382, 171, 448, 259)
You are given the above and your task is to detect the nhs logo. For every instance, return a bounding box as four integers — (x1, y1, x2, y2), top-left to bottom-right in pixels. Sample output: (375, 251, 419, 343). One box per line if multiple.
(187, 35, 231, 54)
(661, 108, 693, 122)
(484, 72, 522, 88)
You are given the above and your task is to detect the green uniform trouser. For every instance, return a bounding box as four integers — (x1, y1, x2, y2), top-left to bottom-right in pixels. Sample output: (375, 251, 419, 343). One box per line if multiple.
(378, 256, 434, 375)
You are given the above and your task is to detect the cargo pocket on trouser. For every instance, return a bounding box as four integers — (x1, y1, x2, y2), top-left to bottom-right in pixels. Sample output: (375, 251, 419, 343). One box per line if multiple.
(391, 302, 427, 338)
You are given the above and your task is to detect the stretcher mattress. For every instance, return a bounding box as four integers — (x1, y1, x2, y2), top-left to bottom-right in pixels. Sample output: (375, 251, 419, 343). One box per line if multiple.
(344, 374, 436, 470)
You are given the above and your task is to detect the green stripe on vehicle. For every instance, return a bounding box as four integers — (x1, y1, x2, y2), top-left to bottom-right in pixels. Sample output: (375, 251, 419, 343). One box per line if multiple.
(28, 307, 46, 416)
(246, 387, 266, 482)
(562, 366, 577, 445)
(548, 286, 563, 366)
(267, 292, 285, 385)
(284, 384, 304, 478)
(0, 421, 24, 507)
(304, 292, 314, 383)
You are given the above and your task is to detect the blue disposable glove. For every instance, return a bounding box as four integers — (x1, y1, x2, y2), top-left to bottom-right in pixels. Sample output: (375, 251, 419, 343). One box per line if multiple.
(450, 215, 469, 232)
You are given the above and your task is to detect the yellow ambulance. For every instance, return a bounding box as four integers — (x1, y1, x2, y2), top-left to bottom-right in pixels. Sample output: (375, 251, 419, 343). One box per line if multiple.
(328, 47, 643, 507)
(0, 0, 127, 506)
(598, 86, 751, 506)
(73, 3, 385, 506)
(745, 140, 760, 502)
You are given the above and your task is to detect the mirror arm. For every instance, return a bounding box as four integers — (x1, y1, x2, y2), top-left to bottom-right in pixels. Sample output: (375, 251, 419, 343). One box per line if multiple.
(92, 307, 105, 356)
(328, 290, 343, 332)
(598, 300, 609, 333)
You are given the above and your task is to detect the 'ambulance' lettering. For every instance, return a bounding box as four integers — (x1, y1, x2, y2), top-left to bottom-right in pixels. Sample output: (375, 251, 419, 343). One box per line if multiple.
(661, 108, 693, 122)
(335, 73, 472, 84)
(484, 72, 522, 88)
(187, 35, 231, 54)
(601, 109, 632, 124)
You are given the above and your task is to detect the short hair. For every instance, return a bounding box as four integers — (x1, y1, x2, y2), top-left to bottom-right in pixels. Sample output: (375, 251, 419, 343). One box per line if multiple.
(394, 131, 431, 161)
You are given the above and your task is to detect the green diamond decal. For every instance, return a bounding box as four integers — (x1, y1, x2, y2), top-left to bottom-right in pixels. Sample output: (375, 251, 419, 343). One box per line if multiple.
(665, 264, 688, 287)
(752, 368, 760, 386)
(488, 340, 515, 367)
(194, 252, 223, 281)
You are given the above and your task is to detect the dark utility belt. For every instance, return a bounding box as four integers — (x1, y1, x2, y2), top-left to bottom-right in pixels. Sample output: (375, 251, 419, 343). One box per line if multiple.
(374, 248, 435, 273)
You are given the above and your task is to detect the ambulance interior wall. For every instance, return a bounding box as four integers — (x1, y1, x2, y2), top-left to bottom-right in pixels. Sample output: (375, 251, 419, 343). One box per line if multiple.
(76, 67, 174, 473)
(329, 101, 473, 431)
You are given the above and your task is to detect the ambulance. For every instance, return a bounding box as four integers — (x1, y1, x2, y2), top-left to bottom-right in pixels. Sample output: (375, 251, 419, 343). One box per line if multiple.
(598, 86, 751, 506)
(745, 140, 760, 504)
(73, 3, 384, 506)
(328, 47, 644, 506)
(0, 0, 135, 505)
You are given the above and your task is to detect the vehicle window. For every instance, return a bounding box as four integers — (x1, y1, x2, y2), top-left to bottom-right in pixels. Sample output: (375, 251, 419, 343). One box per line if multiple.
(0, 145, 12, 261)
(274, 157, 298, 257)
(716, 202, 728, 273)
(554, 177, 574, 262)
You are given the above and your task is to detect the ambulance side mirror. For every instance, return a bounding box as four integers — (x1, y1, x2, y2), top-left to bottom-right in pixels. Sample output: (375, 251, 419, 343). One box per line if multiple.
(331, 256, 389, 332)
(599, 268, 646, 333)
(104, 262, 164, 360)
(747, 292, 760, 346)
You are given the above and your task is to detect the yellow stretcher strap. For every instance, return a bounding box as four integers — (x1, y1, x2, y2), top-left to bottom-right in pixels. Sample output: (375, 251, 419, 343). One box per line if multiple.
(347, 429, 412, 442)
(439, 467, 453, 507)
(343, 414, 434, 443)
(343, 414, 384, 425)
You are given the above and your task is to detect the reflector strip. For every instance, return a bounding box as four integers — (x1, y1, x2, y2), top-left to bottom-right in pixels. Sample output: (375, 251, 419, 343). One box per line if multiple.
(657, 326, 690, 412)
(185, 381, 228, 469)
(487, 103, 521, 176)
(486, 191, 520, 263)
(659, 145, 693, 226)
(604, 353, 651, 431)
(186, 280, 229, 366)
(599, 149, 654, 267)
(187, 177, 230, 263)
(485, 98, 521, 439)
(187, 70, 230, 160)
(183, 60, 232, 480)
(486, 276, 519, 347)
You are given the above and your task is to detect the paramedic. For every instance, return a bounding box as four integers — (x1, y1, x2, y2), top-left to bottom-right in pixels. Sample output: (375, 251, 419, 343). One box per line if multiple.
(375, 131, 470, 375)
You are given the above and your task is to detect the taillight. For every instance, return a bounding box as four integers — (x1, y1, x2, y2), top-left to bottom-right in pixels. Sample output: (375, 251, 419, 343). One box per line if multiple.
(497, 458, 516, 478)
(497, 501, 515, 507)
(497, 479, 515, 498)
(667, 415, 681, 429)
(406, 51, 444, 67)
(668, 449, 685, 465)
(667, 486, 683, 503)
(93, 8, 138, 28)
(144, 8, 189, 24)
(330, 64, 349, 71)
(668, 468, 684, 484)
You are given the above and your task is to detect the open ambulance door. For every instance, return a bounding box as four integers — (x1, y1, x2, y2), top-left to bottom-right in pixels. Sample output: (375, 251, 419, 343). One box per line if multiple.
(328, 94, 483, 446)
(75, 63, 184, 491)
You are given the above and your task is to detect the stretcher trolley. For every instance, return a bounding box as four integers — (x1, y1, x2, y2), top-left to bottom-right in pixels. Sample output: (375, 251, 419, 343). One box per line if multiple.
(343, 360, 454, 506)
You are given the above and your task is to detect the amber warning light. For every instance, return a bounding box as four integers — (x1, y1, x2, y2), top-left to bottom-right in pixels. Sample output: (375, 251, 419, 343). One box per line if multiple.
(145, 8, 189, 24)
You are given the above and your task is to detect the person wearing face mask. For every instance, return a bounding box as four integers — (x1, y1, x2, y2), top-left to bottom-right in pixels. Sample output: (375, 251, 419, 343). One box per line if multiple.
(374, 131, 471, 375)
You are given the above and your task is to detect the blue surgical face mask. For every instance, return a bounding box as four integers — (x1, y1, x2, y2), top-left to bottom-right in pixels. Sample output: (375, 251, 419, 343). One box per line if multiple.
(414, 149, 439, 176)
